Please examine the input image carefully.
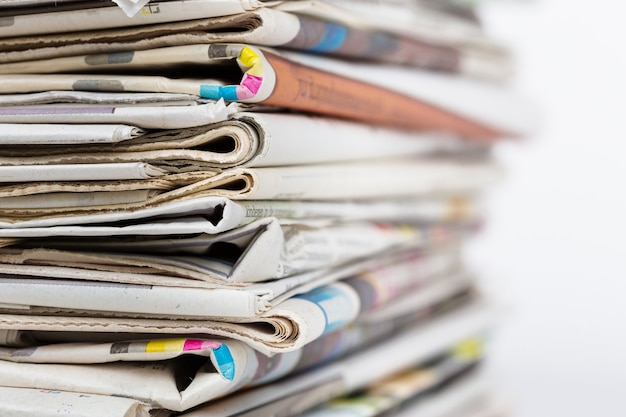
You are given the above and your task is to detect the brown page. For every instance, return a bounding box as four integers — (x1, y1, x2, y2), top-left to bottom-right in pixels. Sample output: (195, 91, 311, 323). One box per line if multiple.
(262, 50, 505, 142)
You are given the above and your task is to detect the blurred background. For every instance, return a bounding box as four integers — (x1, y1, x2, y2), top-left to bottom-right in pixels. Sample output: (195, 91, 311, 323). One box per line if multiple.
(469, 0, 626, 415)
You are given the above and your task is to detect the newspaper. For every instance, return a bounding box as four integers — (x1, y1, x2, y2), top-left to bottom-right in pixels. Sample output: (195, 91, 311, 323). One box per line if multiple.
(0, 0, 489, 47)
(0, 100, 237, 129)
(0, 337, 263, 411)
(1, 273, 474, 356)
(276, 3, 511, 81)
(0, 192, 482, 229)
(273, 275, 476, 378)
(0, 374, 491, 417)
(0, 0, 80, 6)
(0, 386, 165, 417)
(0, 264, 471, 346)
(0, 0, 267, 37)
(179, 301, 491, 416)
(386, 373, 490, 417)
(0, 254, 468, 319)
(0, 259, 470, 355)
(0, 90, 204, 106)
(0, 123, 145, 144)
(276, 0, 498, 49)
(0, 246, 467, 320)
(0, 271, 364, 317)
(0, 162, 169, 182)
(0, 296, 482, 412)
(0, 281, 358, 356)
(0, 218, 465, 283)
(283, 49, 538, 138)
(0, 158, 500, 209)
(0, 2, 509, 80)
(0, 43, 535, 139)
(298, 338, 483, 417)
(0, 112, 477, 168)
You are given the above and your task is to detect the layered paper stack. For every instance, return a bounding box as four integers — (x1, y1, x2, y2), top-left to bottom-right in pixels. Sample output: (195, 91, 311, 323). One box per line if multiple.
(0, 0, 535, 416)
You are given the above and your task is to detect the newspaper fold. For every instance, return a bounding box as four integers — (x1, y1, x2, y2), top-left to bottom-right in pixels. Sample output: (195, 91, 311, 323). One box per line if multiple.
(0, 250, 466, 319)
(385, 372, 491, 417)
(275, 0, 501, 50)
(0, 255, 469, 354)
(0, 162, 169, 182)
(0, 2, 509, 80)
(0, 0, 493, 48)
(0, 43, 533, 139)
(0, 281, 358, 356)
(298, 339, 483, 417)
(0, 90, 206, 106)
(0, 386, 165, 417)
(0, 291, 479, 412)
(0, 158, 500, 210)
(0, 218, 464, 284)
(178, 301, 491, 416)
(0, 100, 237, 129)
(301, 370, 491, 417)
(0, 111, 476, 168)
(0, 193, 481, 230)
(0, 0, 272, 38)
(0, 123, 145, 144)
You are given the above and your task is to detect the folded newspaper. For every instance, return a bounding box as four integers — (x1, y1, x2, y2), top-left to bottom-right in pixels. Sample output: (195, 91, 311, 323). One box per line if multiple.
(0, 294, 485, 413)
(0, 386, 165, 417)
(0, 158, 500, 218)
(0, 217, 465, 283)
(0, 0, 497, 49)
(179, 301, 491, 416)
(0, 43, 535, 140)
(0, 111, 475, 168)
(0, 192, 482, 232)
(0, 0, 510, 81)
(0, 247, 461, 314)
(0, 251, 472, 355)
(0, 1, 526, 416)
(298, 337, 484, 417)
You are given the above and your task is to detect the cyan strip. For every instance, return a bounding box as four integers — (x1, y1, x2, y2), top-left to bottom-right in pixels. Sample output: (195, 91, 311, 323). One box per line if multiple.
(295, 286, 352, 334)
(213, 344, 236, 381)
(199, 84, 239, 101)
(310, 23, 347, 52)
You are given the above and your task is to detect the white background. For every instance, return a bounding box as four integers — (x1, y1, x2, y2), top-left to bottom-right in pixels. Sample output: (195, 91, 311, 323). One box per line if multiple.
(468, 0, 626, 415)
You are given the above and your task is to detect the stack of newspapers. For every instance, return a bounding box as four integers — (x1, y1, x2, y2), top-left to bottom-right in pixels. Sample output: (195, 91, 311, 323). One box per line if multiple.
(0, 0, 534, 416)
